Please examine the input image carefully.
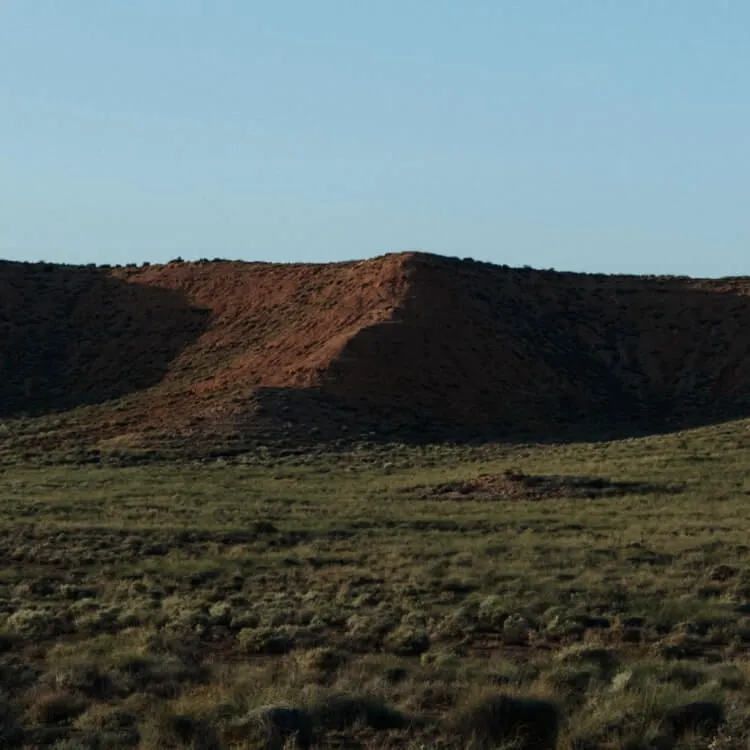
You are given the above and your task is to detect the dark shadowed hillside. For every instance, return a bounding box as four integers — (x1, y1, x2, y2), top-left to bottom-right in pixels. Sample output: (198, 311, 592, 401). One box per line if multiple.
(1, 253, 749, 457)
(320, 254, 750, 438)
(0, 262, 210, 416)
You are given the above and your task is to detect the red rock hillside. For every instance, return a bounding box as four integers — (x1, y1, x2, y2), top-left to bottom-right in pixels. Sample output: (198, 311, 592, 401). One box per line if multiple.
(1, 252, 749, 456)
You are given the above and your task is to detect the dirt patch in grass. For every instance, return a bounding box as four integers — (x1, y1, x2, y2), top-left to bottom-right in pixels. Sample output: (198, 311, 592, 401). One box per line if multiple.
(408, 469, 682, 501)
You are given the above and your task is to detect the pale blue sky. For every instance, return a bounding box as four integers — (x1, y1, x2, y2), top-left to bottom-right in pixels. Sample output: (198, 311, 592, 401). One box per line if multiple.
(1, 1, 748, 276)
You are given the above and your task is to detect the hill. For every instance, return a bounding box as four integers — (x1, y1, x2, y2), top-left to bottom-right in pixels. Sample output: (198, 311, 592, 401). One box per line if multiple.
(1, 253, 750, 458)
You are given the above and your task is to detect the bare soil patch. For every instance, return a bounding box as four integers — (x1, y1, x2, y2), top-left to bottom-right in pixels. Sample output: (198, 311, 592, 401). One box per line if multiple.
(409, 469, 682, 501)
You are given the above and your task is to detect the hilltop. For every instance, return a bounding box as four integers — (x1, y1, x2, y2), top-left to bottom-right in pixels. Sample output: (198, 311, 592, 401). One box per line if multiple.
(1, 252, 750, 458)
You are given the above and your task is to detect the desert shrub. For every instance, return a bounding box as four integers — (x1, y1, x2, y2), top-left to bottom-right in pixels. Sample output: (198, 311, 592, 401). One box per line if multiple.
(653, 633, 707, 660)
(660, 700, 725, 739)
(449, 693, 559, 750)
(542, 608, 587, 640)
(25, 687, 89, 725)
(553, 644, 620, 675)
(223, 705, 313, 750)
(116, 608, 143, 629)
(228, 609, 260, 631)
(543, 663, 602, 700)
(74, 703, 137, 732)
(404, 680, 458, 715)
(296, 647, 348, 678)
(161, 608, 208, 635)
(0, 654, 42, 694)
(207, 602, 232, 626)
(139, 709, 219, 750)
(420, 649, 463, 672)
(6, 607, 72, 638)
(108, 652, 206, 698)
(656, 663, 706, 690)
(344, 613, 398, 649)
(477, 595, 508, 630)
(74, 606, 125, 635)
(51, 664, 112, 699)
(432, 604, 478, 641)
(308, 693, 408, 731)
(383, 624, 430, 656)
(238, 626, 296, 655)
(708, 664, 746, 691)
(502, 613, 531, 645)
(60, 585, 99, 601)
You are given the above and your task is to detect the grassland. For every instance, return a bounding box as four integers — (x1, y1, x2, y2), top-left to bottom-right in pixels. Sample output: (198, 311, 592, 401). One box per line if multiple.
(1, 419, 750, 749)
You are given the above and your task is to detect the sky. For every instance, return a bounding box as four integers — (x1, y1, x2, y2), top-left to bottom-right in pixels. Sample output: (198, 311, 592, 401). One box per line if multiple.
(1, 1, 749, 276)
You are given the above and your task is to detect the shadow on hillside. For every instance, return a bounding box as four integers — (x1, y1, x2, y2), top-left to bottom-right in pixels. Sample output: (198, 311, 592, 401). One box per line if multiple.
(0, 262, 210, 417)
(244, 388, 750, 455)
(244, 384, 750, 452)
(248, 254, 750, 447)
(307, 268, 750, 446)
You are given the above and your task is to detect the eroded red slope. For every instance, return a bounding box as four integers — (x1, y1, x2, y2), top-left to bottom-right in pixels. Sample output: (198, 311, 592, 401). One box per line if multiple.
(0, 254, 412, 449)
(320, 254, 750, 436)
(2, 252, 750, 455)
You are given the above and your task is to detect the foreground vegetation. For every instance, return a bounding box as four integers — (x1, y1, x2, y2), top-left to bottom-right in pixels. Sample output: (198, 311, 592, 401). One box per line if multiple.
(1, 419, 750, 748)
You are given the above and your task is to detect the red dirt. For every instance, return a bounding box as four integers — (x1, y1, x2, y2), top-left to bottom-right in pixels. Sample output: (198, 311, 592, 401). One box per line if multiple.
(1, 252, 750, 456)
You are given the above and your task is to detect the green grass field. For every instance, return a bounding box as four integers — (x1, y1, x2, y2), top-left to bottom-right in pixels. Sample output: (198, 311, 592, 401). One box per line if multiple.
(2, 419, 750, 749)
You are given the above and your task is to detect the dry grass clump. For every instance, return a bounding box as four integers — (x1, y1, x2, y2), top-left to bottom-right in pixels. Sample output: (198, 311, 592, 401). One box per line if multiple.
(223, 704, 313, 749)
(295, 647, 349, 682)
(553, 644, 620, 677)
(24, 686, 89, 726)
(238, 626, 298, 654)
(138, 708, 219, 750)
(447, 692, 559, 749)
(307, 693, 410, 731)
